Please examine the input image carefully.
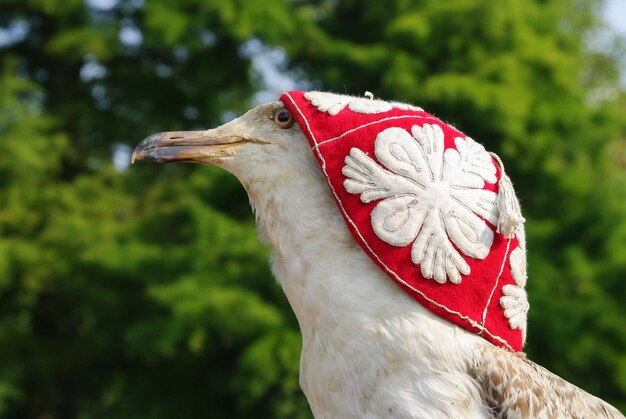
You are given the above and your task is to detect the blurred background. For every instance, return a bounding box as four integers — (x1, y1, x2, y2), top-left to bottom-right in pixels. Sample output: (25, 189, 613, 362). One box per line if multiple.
(0, 0, 625, 417)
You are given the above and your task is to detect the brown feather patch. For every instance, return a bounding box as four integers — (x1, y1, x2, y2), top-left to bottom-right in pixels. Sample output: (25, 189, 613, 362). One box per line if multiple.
(471, 346, 624, 419)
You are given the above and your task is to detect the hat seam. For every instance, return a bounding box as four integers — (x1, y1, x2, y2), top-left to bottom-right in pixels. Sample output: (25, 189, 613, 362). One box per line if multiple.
(480, 238, 513, 329)
(313, 114, 442, 150)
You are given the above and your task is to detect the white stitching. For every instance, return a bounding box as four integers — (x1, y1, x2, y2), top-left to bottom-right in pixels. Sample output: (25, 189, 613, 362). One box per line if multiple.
(481, 238, 512, 328)
(314, 115, 441, 150)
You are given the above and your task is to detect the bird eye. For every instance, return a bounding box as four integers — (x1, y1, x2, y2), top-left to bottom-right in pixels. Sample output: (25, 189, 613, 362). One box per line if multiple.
(273, 108, 294, 129)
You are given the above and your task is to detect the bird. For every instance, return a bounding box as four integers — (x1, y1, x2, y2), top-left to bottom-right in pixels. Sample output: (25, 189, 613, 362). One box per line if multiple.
(133, 91, 624, 419)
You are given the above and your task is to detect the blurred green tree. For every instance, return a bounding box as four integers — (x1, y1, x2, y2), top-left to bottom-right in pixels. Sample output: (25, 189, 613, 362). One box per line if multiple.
(0, 0, 624, 417)
(0, 0, 310, 417)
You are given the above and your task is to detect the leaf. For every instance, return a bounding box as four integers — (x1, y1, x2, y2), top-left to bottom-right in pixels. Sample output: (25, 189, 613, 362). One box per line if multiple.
(375, 126, 430, 187)
(370, 195, 426, 247)
(343, 147, 417, 203)
(501, 284, 529, 331)
(305, 91, 422, 115)
(410, 208, 469, 284)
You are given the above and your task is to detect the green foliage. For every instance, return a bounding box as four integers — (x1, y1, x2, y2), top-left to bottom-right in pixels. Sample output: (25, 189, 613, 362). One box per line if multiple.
(0, 0, 624, 417)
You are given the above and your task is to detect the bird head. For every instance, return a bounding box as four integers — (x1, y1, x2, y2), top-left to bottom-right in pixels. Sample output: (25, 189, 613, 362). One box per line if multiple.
(132, 101, 315, 194)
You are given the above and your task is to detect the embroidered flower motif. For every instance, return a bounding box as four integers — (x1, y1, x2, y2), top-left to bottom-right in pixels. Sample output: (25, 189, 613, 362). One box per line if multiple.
(501, 244, 529, 339)
(304, 91, 423, 116)
(342, 123, 498, 284)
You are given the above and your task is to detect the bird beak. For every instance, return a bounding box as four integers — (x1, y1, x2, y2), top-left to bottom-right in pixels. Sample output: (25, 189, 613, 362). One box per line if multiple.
(132, 130, 261, 164)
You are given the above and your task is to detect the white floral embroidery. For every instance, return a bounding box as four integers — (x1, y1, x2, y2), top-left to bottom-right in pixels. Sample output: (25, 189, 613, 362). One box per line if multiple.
(342, 123, 498, 284)
(304, 91, 423, 116)
(509, 246, 527, 288)
(501, 244, 529, 340)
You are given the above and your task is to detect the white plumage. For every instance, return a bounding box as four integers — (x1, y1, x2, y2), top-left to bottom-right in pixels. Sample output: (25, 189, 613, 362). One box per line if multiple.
(133, 100, 624, 418)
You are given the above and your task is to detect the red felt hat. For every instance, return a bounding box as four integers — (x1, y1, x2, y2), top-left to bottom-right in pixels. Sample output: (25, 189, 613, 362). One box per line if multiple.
(281, 90, 528, 351)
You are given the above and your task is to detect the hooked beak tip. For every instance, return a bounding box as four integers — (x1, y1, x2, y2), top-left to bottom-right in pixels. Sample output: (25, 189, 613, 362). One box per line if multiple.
(132, 130, 261, 165)
(132, 131, 209, 164)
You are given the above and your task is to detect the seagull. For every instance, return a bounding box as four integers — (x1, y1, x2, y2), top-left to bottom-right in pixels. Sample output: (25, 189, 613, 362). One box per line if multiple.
(133, 91, 624, 419)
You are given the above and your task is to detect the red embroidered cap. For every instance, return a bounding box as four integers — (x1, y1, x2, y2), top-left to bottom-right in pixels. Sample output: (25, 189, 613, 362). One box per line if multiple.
(281, 91, 528, 352)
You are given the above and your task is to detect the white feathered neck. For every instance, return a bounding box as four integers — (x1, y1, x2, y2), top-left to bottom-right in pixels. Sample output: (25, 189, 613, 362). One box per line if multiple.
(234, 128, 492, 418)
